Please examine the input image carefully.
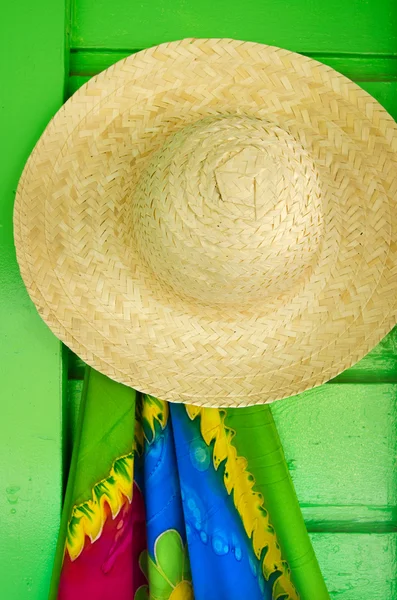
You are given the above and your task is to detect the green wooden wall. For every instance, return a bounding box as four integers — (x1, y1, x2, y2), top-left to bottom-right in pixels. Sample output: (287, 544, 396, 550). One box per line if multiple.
(1, 1, 68, 598)
(1, 0, 397, 598)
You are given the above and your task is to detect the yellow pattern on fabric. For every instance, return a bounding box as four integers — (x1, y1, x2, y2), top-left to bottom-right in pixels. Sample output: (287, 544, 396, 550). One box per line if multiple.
(185, 406, 299, 600)
(135, 394, 169, 453)
(66, 452, 134, 561)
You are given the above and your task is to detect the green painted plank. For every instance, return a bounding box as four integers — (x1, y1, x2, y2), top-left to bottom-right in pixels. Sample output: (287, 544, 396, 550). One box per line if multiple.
(71, 0, 397, 54)
(272, 384, 397, 509)
(69, 49, 397, 81)
(0, 2, 69, 599)
(303, 505, 397, 534)
(68, 74, 91, 96)
(308, 54, 397, 82)
(310, 533, 397, 599)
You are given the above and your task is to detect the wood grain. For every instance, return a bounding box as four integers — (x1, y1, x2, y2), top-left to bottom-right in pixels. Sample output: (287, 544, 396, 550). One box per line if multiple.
(69, 49, 397, 81)
(272, 385, 397, 509)
(311, 533, 397, 599)
(70, 0, 397, 54)
(0, 1, 69, 598)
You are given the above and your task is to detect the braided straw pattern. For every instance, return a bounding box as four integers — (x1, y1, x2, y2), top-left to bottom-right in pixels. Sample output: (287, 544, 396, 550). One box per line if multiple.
(14, 38, 397, 407)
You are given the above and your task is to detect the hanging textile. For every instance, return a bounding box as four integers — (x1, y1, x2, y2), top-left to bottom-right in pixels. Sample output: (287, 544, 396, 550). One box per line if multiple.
(49, 369, 329, 600)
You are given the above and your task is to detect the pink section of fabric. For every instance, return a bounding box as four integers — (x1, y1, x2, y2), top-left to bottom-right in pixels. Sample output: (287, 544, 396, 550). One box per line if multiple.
(58, 483, 146, 600)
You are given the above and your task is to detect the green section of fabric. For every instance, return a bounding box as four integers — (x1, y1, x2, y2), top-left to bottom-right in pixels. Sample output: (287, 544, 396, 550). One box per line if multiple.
(71, 368, 136, 504)
(154, 529, 185, 585)
(137, 530, 193, 600)
(224, 405, 330, 600)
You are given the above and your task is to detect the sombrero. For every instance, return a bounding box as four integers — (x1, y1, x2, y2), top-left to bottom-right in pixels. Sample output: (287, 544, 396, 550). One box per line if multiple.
(14, 38, 397, 407)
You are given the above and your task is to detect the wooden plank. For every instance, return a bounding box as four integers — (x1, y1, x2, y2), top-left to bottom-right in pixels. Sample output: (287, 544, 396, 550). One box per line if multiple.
(303, 505, 396, 534)
(69, 49, 397, 81)
(70, 0, 397, 54)
(310, 533, 397, 599)
(0, 2, 69, 599)
(308, 54, 397, 82)
(272, 384, 397, 510)
(68, 75, 91, 96)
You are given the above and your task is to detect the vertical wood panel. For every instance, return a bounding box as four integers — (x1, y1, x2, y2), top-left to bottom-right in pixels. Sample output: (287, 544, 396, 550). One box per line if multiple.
(0, 2, 69, 598)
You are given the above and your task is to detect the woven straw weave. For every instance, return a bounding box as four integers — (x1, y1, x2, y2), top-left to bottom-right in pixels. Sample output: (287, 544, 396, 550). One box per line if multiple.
(14, 38, 397, 407)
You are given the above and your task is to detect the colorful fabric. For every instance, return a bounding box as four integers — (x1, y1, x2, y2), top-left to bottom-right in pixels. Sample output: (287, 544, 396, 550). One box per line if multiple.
(49, 369, 329, 600)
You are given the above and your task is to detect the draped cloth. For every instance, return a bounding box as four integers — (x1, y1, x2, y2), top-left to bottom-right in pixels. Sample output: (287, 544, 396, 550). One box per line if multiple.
(49, 368, 329, 600)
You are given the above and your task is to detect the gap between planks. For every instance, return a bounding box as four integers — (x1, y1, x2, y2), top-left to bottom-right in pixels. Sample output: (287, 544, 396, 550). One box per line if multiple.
(302, 504, 397, 534)
(69, 48, 397, 82)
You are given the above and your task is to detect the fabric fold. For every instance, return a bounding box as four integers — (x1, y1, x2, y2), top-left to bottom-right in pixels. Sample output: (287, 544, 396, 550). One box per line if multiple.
(50, 368, 329, 600)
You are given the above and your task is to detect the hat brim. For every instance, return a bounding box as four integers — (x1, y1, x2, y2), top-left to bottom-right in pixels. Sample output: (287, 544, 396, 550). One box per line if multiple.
(14, 38, 397, 407)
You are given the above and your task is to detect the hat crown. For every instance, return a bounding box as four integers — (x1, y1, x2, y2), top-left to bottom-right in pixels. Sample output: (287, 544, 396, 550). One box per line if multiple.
(215, 147, 278, 221)
(133, 116, 323, 307)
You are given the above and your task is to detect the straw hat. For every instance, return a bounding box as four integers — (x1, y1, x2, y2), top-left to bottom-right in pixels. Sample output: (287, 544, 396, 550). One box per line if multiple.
(14, 38, 397, 407)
